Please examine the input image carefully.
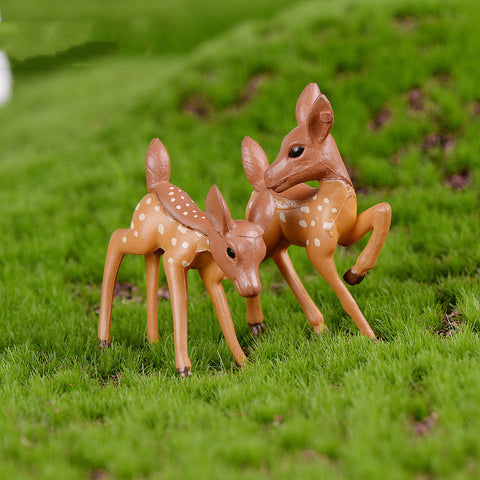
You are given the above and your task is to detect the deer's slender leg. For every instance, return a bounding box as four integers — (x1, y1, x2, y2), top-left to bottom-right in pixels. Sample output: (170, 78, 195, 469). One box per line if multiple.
(163, 257, 191, 376)
(306, 241, 375, 338)
(273, 248, 327, 334)
(246, 295, 265, 336)
(145, 250, 161, 343)
(340, 203, 391, 284)
(98, 230, 127, 346)
(199, 262, 247, 367)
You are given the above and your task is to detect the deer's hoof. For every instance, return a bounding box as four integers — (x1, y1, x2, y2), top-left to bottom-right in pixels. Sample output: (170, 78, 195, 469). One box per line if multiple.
(313, 324, 330, 335)
(98, 340, 111, 349)
(249, 322, 266, 337)
(177, 366, 191, 378)
(343, 268, 366, 285)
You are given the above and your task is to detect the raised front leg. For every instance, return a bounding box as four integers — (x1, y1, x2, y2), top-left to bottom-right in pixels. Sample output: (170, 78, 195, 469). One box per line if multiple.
(145, 251, 161, 343)
(199, 262, 247, 367)
(341, 202, 391, 285)
(98, 229, 127, 347)
(163, 257, 191, 377)
(306, 241, 375, 338)
(273, 248, 327, 334)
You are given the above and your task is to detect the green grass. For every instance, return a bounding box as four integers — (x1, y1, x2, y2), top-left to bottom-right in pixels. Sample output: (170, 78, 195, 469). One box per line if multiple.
(1, 0, 480, 478)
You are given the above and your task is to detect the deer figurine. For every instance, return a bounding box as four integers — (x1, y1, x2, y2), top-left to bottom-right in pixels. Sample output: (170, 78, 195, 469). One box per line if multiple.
(241, 83, 391, 338)
(99, 138, 274, 376)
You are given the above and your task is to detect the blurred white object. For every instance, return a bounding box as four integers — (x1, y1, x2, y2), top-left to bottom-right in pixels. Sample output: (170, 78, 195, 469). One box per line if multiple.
(0, 9, 12, 105)
(0, 52, 12, 105)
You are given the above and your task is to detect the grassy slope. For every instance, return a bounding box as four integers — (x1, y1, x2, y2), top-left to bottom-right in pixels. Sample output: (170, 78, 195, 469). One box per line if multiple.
(1, 0, 480, 478)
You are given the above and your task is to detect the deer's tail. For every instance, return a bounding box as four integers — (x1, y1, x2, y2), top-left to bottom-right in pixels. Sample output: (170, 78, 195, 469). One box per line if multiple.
(241, 136, 269, 191)
(146, 138, 171, 191)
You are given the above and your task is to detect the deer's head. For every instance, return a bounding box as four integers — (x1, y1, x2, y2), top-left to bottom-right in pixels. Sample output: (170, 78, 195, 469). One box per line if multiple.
(264, 83, 349, 193)
(205, 186, 273, 298)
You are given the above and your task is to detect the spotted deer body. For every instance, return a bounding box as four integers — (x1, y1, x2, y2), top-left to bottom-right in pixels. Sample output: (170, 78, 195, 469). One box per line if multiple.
(99, 138, 273, 376)
(242, 83, 391, 337)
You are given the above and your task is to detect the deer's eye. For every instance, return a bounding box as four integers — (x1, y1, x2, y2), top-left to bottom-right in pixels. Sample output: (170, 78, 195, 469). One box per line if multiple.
(288, 146, 304, 158)
(227, 247, 236, 259)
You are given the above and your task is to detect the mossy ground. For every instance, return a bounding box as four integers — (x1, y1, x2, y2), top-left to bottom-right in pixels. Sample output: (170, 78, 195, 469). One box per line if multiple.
(1, 0, 480, 478)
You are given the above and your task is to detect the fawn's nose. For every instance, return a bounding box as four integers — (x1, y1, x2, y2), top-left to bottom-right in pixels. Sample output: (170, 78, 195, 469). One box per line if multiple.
(235, 276, 261, 298)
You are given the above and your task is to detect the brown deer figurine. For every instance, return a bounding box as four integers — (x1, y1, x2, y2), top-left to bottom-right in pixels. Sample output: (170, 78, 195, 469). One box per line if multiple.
(242, 83, 391, 338)
(99, 138, 274, 376)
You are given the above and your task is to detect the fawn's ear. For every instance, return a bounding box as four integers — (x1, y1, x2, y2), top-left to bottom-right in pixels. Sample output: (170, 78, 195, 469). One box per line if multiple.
(248, 189, 274, 233)
(296, 83, 321, 124)
(205, 185, 234, 235)
(307, 94, 334, 143)
(146, 138, 171, 191)
(241, 136, 269, 191)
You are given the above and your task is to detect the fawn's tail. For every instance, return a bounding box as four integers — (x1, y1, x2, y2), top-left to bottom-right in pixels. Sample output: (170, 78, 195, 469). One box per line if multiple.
(146, 138, 171, 191)
(241, 136, 269, 191)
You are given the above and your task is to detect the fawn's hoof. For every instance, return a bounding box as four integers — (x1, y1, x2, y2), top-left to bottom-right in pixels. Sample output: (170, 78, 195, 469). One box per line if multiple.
(343, 268, 366, 285)
(98, 340, 111, 349)
(249, 322, 266, 337)
(313, 324, 330, 335)
(177, 366, 191, 378)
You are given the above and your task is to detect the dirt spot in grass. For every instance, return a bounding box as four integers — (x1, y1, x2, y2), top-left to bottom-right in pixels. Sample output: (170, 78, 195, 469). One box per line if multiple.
(114, 282, 142, 302)
(445, 169, 471, 190)
(408, 88, 424, 111)
(394, 15, 418, 32)
(91, 469, 108, 480)
(299, 450, 334, 465)
(183, 94, 213, 118)
(108, 372, 123, 387)
(422, 133, 455, 152)
(472, 103, 480, 117)
(229, 73, 271, 112)
(412, 413, 438, 436)
(270, 282, 286, 294)
(436, 309, 463, 337)
(158, 286, 170, 300)
(370, 107, 391, 130)
(435, 72, 451, 85)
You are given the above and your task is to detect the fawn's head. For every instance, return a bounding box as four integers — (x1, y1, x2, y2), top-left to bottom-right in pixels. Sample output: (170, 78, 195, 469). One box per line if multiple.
(264, 83, 350, 193)
(205, 186, 273, 297)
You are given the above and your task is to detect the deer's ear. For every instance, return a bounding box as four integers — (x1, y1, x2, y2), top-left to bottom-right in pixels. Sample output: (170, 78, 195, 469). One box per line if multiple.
(307, 94, 333, 143)
(248, 189, 274, 233)
(205, 185, 234, 235)
(241, 136, 269, 191)
(296, 83, 321, 124)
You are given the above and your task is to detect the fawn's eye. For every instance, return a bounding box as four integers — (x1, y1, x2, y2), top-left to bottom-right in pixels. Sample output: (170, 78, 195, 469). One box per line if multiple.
(227, 247, 236, 259)
(288, 146, 304, 158)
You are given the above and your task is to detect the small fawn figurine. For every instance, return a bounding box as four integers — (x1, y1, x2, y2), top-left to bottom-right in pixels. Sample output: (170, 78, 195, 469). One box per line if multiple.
(242, 83, 391, 338)
(99, 138, 273, 376)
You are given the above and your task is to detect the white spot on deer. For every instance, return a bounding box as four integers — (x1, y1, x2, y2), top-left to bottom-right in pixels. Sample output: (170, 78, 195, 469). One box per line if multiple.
(182, 260, 190, 267)
(134, 231, 139, 237)
(201, 216, 206, 219)
(195, 232, 202, 237)
(171, 237, 177, 246)
(181, 242, 189, 249)
(135, 202, 140, 211)
(186, 203, 190, 207)
(170, 198, 175, 202)
(146, 197, 152, 205)
(130, 222, 134, 229)
(313, 194, 318, 200)
(324, 198, 329, 204)
(181, 196, 184, 200)
(139, 213, 146, 221)
(323, 222, 333, 231)
(300, 206, 310, 213)
(306, 239, 309, 245)
(206, 239, 210, 245)
(176, 205, 181, 210)
(311, 220, 316, 227)
(169, 191, 174, 196)
(154, 205, 160, 212)
(299, 220, 307, 228)
(317, 205, 323, 212)
(332, 208, 337, 213)
(178, 225, 187, 234)
(194, 215, 198, 218)
(183, 212, 188, 216)
(314, 238, 321, 247)
(279, 212, 286, 223)
(122, 236, 127, 243)
(168, 257, 173, 264)
(158, 224, 164, 234)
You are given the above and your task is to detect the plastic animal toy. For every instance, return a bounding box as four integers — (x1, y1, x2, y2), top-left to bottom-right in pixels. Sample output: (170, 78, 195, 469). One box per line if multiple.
(242, 83, 391, 338)
(99, 138, 274, 376)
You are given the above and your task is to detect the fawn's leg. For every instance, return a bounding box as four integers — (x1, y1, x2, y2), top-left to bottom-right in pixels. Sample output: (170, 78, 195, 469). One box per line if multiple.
(273, 248, 327, 334)
(246, 295, 265, 336)
(199, 262, 247, 367)
(145, 251, 161, 343)
(163, 256, 191, 377)
(306, 240, 375, 338)
(341, 202, 391, 285)
(98, 230, 127, 347)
